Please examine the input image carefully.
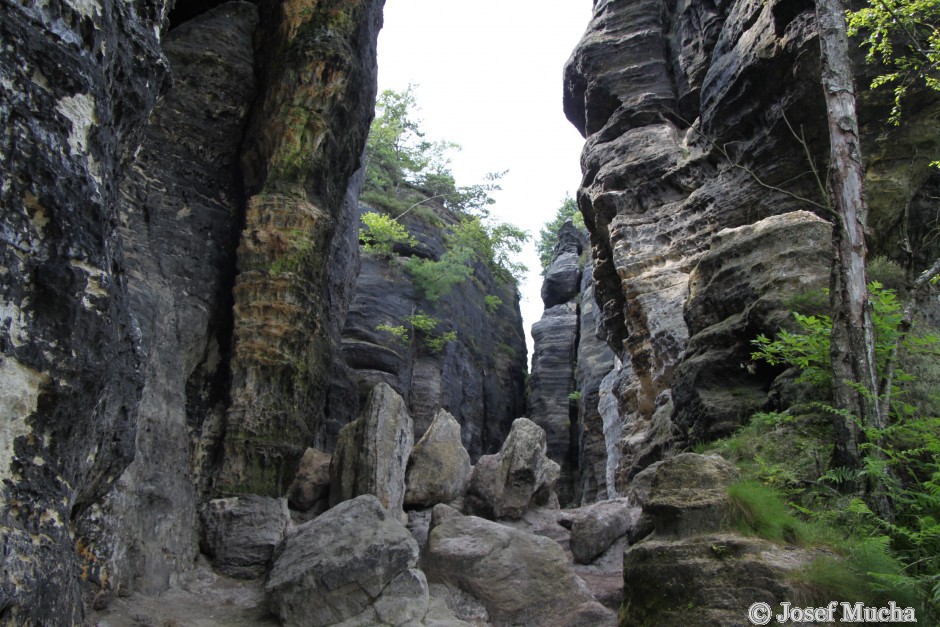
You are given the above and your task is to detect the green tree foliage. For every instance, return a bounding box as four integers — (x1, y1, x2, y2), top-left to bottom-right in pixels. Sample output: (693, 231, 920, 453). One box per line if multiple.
(359, 211, 417, 257)
(748, 284, 940, 616)
(536, 195, 585, 273)
(847, 0, 940, 125)
(362, 86, 503, 216)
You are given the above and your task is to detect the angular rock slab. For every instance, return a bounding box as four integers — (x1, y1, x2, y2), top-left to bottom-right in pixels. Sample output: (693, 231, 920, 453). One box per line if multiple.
(644, 453, 738, 537)
(201, 496, 290, 579)
(622, 533, 817, 626)
(467, 417, 561, 519)
(405, 409, 471, 507)
(569, 497, 641, 564)
(330, 382, 414, 514)
(424, 507, 614, 626)
(266, 495, 421, 626)
(287, 447, 332, 513)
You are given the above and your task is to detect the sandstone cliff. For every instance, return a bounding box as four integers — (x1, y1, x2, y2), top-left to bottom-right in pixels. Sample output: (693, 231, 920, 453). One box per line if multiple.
(564, 0, 940, 492)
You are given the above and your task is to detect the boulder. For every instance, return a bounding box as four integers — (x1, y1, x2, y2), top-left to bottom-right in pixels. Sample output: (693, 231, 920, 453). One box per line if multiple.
(405, 409, 472, 507)
(569, 498, 641, 564)
(622, 533, 818, 626)
(466, 418, 560, 519)
(200, 496, 290, 579)
(266, 495, 421, 625)
(330, 382, 414, 515)
(424, 509, 614, 626)
(644, 453, 739, 537)
(287, 448, 332, 513)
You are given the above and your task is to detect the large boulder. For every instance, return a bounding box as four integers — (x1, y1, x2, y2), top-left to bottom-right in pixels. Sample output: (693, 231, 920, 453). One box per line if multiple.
(622, 533, 818, 626)
(644, 453, 738, 537)
(265, 495, 422, 625)
(200, 496, 290, 579)
(330, 382, 414, 515)
(569, 497, 640, 564)
(466, 418, 560, 519)
(287, 448, 332, 514)
(405, 409, 472, 507)
(424, 506, 614, 626)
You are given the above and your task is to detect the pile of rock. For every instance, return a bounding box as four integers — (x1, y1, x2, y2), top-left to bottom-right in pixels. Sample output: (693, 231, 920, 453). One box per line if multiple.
(198, 382, 627, 625)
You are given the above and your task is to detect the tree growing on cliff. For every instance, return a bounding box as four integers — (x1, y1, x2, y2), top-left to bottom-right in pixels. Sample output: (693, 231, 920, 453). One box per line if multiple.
(536, 195, 584, 273)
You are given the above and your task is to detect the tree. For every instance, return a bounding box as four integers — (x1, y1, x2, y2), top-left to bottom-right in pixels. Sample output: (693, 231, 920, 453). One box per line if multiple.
(536, 195, 585, 273)
(847, 0, 940, 126)
(816, 0, 884, 472)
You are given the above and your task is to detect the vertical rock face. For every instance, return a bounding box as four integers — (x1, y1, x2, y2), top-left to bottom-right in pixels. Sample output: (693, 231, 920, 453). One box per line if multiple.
(0, 0, 169, 621)
(339, 206, 529, 458)
(528, 221, 588, 504)
(77, 2, 259, 600)
(564, 0, 940, 490)
(1, 0, 386, 621)
(216, 0, 384, 497)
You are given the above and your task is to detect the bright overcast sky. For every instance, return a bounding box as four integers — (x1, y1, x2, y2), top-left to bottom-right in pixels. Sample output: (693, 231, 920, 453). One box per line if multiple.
(376, 0, 594, 362)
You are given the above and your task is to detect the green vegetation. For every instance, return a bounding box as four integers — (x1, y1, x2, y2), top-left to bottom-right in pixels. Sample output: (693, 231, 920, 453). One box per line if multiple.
(847, 0, 940, 126)
(360, 211, 417, 257)
(702, 282, 940, 618)
(568, 390, 582, 402)
(375, 310, 457, 354)
(536, 195, 585, 273)
(484, 294, 503, 314)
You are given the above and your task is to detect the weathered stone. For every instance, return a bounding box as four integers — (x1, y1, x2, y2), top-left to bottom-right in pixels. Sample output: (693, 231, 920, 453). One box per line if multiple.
(287, 448, 332, 513)
(266, 495, 419, 626)
(339, 207, 528, 459)
(424, 510, 615, 626)
(541, 220, 587, 308)
(622, 533, 818, 626)
(644, 453, 739, 538)
(405, 409, 472, 507)
(0, 0, 169, 619)
(217, 0, 384, 497)
(466, 418, 561, 519)
(330, 382, 414, 515)
(201, 496, 290, 579)
(569, 498, 640, 564)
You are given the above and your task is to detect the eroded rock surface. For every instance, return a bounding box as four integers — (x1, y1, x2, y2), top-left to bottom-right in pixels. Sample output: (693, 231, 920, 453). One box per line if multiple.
(330, 382, 414, 516)
(201, 496, 290, 579)
(466, 418, 561, 520)
(405, 409, 472, 507)
(266, 495, 420, 626)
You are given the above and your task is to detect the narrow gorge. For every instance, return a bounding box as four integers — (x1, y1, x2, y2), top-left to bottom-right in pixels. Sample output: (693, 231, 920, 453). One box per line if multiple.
(2, 0, 938, 625)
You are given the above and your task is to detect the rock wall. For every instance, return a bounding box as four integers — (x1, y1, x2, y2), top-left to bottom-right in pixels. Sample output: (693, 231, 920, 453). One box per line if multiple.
(0, 0, 386, 621)
(1, 0, 170, 621)
(340, 204, 528, 458)
(564, 0, 940, 492)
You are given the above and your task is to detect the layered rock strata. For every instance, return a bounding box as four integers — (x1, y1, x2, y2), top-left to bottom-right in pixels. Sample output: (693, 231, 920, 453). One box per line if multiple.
(564, 0, 940, 491)
(340, 205, 528, 458)
(0, 0, 170, 620)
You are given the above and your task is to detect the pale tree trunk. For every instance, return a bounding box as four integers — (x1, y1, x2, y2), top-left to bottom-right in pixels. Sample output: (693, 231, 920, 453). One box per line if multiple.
(815, 0, 884, 470)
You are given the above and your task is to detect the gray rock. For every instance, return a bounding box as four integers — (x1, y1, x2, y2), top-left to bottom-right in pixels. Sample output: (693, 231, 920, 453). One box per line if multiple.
(466, 418, 561, 519)
(424, 510, 614, 626)
(569, 498, 640, 564)
(287, 448, 332, 513)
(405, 409, 472, 507)
(644, 453, 739, 537)
(201, 496, 290, 579)
(266, 495, 420, 626)
(330, 382, 414, 515)
(622, 533, 819, 626)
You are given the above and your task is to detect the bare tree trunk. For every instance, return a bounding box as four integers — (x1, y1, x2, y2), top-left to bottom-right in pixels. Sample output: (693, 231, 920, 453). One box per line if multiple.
(815, 0, 884, 470)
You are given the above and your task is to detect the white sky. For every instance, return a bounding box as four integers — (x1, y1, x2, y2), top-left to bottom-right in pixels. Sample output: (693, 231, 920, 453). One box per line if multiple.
(376, 0, 594, 363)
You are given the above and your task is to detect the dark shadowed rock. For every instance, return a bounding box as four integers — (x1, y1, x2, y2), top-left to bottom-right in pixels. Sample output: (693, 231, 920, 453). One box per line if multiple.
(405, 409, 472, 507)
(569, 498, 640, 564)
(287, 448, 332, 514)
(644, 453, 738, 538)
(466, 418, 560, 520)
(201, 496, 290, 579)
(330, 382, 414, 516)
(424, 510, 615, 626)
(265, 495, 420, 626)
